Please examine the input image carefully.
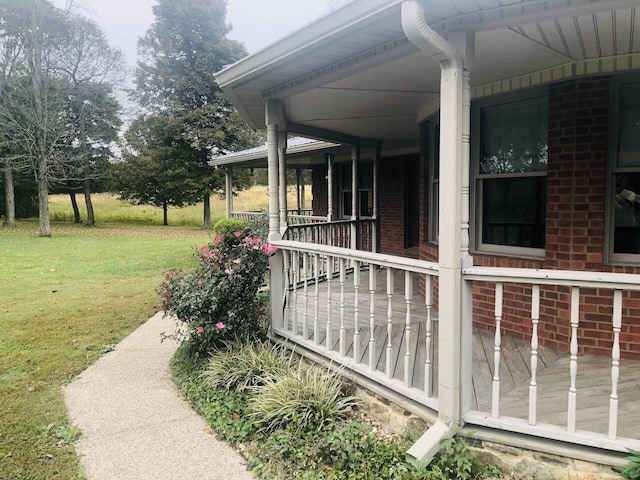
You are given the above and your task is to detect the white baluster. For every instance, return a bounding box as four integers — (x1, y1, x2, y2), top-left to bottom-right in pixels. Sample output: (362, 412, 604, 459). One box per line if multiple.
(404, 271, 413, 388)
(326, 256, 333, 349)
(291, 252, 299, 335)
(283, 249, 291, 331)
(339, 258, 346, 356)
(386, 267, 394, 379)
(424, 275, 433, 396)
(529, 284, 540, 426)
(492, 282, 503, 419)
(302, 253, 309, 340)
(313, 254, 320, 345)
(369, 265, 377, 370)
(567, 286, 580, 433)
(353, 261, 361, 363)
(609, 289, 622, 440)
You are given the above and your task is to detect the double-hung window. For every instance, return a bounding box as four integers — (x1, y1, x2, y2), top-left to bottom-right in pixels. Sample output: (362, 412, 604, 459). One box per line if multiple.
(609, 79, 640, 261)
(474, 91, 548, 256)
(339, 161, 373, 218)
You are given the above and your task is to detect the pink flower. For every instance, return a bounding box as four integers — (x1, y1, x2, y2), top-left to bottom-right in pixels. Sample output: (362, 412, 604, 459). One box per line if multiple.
(253, 238, 262, 244)
(215, 322, 226, 330)
(197, 280, 202, 286)
(206, 251, 214, 258)
(224, 267, 232, 274)
(214, 235, 222, 243)
(244, 236, 253, 243)
(234, 231, 242, 238)
(232, 258, 241, 264)
(262, 243, 279, 255)
(167, 270, 175, 276)
(197, 326, 204, 334)
(200, 245, 208, 252)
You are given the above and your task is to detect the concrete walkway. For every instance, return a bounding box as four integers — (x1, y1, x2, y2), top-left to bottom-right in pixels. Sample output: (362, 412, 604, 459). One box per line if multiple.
(64, 312, 256, 480)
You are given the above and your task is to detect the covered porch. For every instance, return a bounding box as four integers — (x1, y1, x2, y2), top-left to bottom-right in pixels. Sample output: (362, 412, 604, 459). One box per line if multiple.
(275, 242, 640, 454)
(214, 0, 640, 464)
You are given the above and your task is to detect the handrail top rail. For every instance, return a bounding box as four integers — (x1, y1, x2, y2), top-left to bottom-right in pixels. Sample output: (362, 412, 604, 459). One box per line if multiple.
(272, 239, 439, 275)
(464, 265, 640, 291)
(230, 210, 263, 215)
(286, 217, 377, 229)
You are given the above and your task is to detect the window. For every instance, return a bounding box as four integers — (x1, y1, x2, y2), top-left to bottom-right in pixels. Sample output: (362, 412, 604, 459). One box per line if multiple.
(339, 161, 373, 218)
(474, 92, 548, 255)
(610, 80, 640, 260)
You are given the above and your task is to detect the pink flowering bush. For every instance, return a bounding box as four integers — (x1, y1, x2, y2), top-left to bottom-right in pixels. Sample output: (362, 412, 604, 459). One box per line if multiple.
(158, 226, 278, 354)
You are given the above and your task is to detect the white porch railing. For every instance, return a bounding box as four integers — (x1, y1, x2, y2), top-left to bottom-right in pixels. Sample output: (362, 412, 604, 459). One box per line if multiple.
(230, 210, 327, 226)
(463, 266, 640, 453)
(230, 211, 262, 221)
(284, 219, 377, 251)
(272, 240, 439, 411)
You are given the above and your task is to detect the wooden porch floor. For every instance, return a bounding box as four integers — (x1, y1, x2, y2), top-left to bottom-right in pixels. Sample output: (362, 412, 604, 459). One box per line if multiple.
(284, 268, 640, 440)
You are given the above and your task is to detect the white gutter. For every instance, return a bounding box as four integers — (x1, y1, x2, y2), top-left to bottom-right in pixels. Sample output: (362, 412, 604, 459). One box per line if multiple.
(401, 0, 464, 467)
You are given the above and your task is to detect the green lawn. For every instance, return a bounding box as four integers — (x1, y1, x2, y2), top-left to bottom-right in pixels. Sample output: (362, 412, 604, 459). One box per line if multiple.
(0, 220, 211, 479)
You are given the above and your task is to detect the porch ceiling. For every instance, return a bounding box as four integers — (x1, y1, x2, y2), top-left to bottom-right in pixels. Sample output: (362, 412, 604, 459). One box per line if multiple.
(217, 0, 640, 144)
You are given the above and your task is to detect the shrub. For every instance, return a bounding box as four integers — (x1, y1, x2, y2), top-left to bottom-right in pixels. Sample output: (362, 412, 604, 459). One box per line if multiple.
(158, 228, 278, 354)
(203, 339, 291, 392)
(249, 363, 358, 433)
(213, 218, 249, 240)
(618, 449, 640, 480)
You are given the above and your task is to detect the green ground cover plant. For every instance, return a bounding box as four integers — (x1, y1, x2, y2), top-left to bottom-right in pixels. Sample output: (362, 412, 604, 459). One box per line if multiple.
(0, 220, 211, 479)
(171, 338, 499, 480)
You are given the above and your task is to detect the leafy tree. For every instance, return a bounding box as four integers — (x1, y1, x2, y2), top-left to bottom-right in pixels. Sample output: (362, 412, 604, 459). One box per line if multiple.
(110, 114, 203, 225)
(54, 14, 124, 226)
(133, 0, 262, 229)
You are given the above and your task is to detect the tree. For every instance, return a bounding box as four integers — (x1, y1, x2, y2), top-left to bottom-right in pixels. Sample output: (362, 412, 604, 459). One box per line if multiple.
(110, 114, 204, 226)
(55, 14, 124, 226)
(0, 0, 70, 236)
(133, 0, 262, 229)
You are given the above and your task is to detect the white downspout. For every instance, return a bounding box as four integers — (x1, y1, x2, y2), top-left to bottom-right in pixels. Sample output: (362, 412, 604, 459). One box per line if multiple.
(401, 0, 464, 466)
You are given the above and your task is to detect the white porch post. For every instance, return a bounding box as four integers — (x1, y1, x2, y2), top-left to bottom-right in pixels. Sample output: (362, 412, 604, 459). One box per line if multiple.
(266, 99, 284, 329)
(326, 153, 334, 222)
(278, 131, 288, 232)
(296, 168, 303, 213)
(351, 146, 359, 250)
(224, 168, 233, 219)
(373, 146, 380, 252)
(437, 64, 464, 426)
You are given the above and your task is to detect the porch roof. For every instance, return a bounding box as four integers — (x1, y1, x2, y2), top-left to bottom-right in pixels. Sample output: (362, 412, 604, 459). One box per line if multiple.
(216, 0, 640, 144)
(210, 136, 340, 169)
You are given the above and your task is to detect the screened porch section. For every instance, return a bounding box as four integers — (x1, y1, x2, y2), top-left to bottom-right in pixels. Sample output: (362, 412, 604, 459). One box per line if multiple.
(273, 241, 640, 453)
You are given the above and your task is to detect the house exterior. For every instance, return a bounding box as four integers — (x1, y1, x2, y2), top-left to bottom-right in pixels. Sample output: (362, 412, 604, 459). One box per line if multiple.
(213, 0, 640, 466)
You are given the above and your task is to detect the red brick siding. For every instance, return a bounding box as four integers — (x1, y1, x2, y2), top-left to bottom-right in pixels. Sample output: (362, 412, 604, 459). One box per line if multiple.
(419, 76, 640, 359)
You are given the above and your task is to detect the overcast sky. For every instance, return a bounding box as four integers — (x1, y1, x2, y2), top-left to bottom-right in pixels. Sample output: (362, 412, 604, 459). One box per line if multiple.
(66, 0, 332, 67)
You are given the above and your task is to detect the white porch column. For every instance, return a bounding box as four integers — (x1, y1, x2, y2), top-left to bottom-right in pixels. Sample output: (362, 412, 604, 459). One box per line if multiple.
(278, 131, 288, 232)
(266, 99, 284, 329)
(373, 146, 380, 252)
(437, 65, 464, 426)
(326, 153, 334, 221)
(224, 168, 233, 219)
(351, 146, 359, 250)
(296, 168, 303, 213)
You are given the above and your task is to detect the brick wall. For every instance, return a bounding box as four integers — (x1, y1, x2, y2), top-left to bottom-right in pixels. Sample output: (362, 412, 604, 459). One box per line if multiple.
(418, 76, 640, 359)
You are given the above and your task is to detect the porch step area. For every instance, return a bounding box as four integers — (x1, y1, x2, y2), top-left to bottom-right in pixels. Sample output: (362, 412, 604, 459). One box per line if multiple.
(283, 268, 640, 441)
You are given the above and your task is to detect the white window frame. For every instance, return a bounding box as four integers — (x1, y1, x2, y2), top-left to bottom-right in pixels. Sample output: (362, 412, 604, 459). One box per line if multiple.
(606, 75, 640, 265)
(338, 161, 373, 219)
(471, 88, 549, 259)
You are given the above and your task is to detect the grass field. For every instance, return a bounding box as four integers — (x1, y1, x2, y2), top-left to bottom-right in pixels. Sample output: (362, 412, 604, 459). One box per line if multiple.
(0, 221, 212, 479)
(48, 187, 293, 226)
